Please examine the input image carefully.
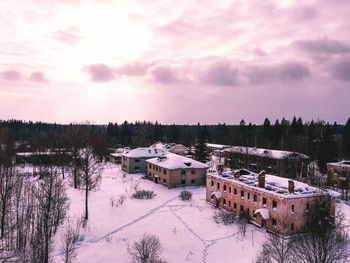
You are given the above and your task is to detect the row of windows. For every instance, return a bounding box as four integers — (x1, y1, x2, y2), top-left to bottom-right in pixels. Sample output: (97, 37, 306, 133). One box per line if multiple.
(218, 198, 295, 232)
(212, 181, 311, 213)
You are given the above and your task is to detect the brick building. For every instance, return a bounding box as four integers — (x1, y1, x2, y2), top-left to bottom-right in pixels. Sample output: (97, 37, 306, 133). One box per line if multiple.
(121, 148, 166, 174)
(146, 153, 208, 188)
(216, 146, 309, 179)
(206, 169, 338, 236)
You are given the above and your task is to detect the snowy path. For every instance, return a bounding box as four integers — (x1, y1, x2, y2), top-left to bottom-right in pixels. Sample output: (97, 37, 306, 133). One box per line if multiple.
(52, 195, 179, 258)
(169, 206, 255, 263)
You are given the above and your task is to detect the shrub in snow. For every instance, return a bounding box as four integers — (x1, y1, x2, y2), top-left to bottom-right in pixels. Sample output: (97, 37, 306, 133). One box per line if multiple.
(128, 233, 165, 263)
(179, 190, 192, 201)
(212, 210, 236, 225)
(60, 217, 85, 263)
(132, 190, 156, 199)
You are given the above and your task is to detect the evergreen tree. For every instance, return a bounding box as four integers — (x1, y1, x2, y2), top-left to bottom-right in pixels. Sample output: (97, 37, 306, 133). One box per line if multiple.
(194, 126, 208, 163)
(343, 117, 350, 158)
(318, 124, 338, 174)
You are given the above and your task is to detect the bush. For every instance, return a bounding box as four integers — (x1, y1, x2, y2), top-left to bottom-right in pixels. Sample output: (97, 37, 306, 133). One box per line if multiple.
(179, 190, 192, 201)
(212, 210, 236, 225)
(128, 233, 165, 263)
(132, 190, 156, 199)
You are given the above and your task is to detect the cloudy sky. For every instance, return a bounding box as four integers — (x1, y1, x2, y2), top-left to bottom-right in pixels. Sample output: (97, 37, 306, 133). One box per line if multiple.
(1, 0, 350, 124)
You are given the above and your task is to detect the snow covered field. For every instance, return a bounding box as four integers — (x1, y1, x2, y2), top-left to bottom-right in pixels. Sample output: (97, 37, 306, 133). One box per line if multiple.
(50, 164, 268, 263)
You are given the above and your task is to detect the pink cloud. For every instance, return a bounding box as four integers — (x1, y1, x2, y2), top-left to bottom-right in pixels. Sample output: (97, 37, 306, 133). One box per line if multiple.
(30, 72, 48, 83)
(1, 70, 22, 81)
(149, 66, 180, 84)
(85, 64, 115, 82)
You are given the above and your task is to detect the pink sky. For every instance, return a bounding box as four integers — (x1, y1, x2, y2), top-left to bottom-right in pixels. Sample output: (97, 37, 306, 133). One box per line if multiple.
(1, 0, 350, 124)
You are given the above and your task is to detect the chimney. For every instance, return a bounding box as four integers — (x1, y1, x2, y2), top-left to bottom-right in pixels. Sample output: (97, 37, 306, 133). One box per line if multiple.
(258, 170, 265, 188)
(288, 180, 295, 194)
(234, 170, 240, 179)
(217, 164, 224, 175)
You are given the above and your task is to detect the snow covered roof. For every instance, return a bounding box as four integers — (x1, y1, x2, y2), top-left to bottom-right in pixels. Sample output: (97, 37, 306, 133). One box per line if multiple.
(146, 153, 209, 170)
(223, 146, 309, 160)
(206, 143, 231, 149)
(211, 191, 222, 199)
(208, 169, 336, 199)
(150, 141, 176, 150)
(254, 209, 270, 220)
(327, 160, 350, 168)
(110, 153, 122, 157)
(122, 148, 167, 158)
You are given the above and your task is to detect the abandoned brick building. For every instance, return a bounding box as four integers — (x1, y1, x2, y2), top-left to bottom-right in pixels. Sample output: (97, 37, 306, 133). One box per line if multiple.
(214, 146, 310, 179)
(206, 169, 338, 236)
(146, 153, 208, 188)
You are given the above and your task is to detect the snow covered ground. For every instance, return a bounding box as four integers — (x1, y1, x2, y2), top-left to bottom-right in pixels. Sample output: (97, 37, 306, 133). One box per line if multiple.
(50, 163, 268, 263)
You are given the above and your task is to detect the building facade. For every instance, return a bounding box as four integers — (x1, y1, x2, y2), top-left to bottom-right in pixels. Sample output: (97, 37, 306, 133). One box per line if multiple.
(327, 161, 350, 189)
(146, 153, 208, 188)
(217, 146, 309, 179)
(206, 169, 337, 236)
(121, 148, 166, 174)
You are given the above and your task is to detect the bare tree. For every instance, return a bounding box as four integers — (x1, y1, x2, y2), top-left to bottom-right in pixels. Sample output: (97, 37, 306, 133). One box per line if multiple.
(255, 234, 293, 263)
(79, 147, 102, 220)
(60, 217, 84, 263)
(128, 233, 164, 263)
(290, 200, 350, 263)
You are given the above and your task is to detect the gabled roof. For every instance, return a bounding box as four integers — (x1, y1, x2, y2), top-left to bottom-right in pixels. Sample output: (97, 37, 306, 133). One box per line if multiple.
(146, 153, 209, 170)
(122, 147, 167, 158)
(223, 146, 309, 160)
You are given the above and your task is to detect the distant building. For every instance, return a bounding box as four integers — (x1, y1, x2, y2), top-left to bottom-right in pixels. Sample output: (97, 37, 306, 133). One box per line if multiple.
(109, 148, 127, 164)
(206, 169, 339, 236)
(121, 148, 167, 174)
(146, 153, 209, 188)
(150, 141, 190, 156)
(327, 160, 350, 188)
(217, 146, 309, 179)
(206, 143, 231, 153)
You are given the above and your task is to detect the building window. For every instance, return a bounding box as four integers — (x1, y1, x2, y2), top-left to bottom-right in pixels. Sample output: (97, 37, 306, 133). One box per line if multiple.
(156, 166, 158, 172)
(263, 197, 266, 206)
(234, 188, 237, 195)
(163, 169, 166, 175)
(253, 210, 256, 219)
(163, 179, 166, 183)
(247, 208, 250, 217)
(254, 194, 257, 203)
(291, 223, 294, 232)
(191, 170, 195, 175)
(153, 165, 155, 170)
(229, 187, 231, 193)
(135, 166, 140, 170)
(240, 205, 244, 214)
(217, 183, 220, 190)
(149, 164, 151, 168)
(148, 172, 151, 177)
(291, 205, 295, 214)
(191, 179, 195, 184)
(211, 181, 214, 187)
(241, 191, 244, 198)
(224, 185, 227, 192)
(135, 159, 140, 162)
(229, 201, 231, 208)
(182, 169, 186, 175)
(272, 219, 277, 227)
(273, 200, 277, 210)
(181, 180, 185, 184)
(234, 203, 237, 210)
(306, 203, 309, 213)
(247, 193, 250, 200)
(223, 198, 226, 206)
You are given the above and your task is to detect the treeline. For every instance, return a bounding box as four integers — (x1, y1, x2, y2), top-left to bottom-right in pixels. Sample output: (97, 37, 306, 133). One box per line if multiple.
(1, 117, 350, 167)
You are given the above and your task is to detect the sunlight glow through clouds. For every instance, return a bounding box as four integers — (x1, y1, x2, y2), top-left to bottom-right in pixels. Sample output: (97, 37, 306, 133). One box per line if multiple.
(0, 0, 350, 124)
